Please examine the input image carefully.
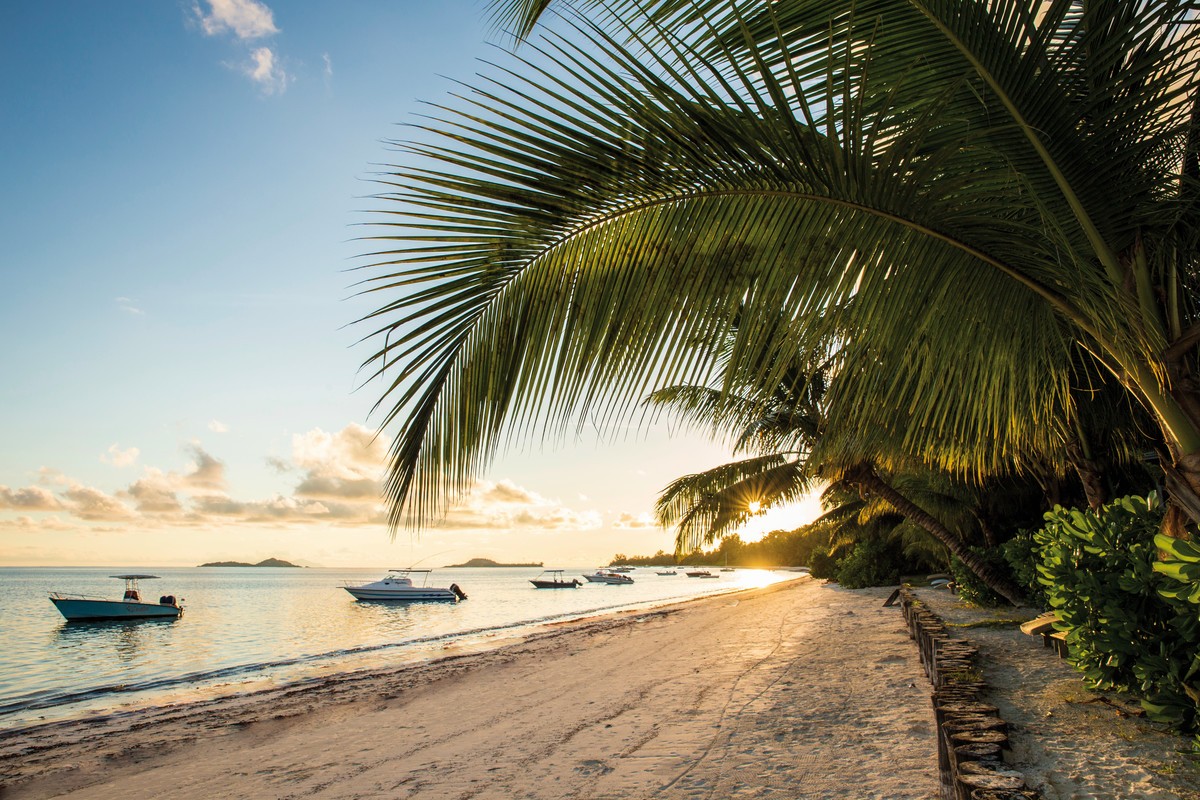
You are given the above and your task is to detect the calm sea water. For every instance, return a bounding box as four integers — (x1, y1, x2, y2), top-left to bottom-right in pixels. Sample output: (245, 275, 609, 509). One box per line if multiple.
(0, 566, 792, 730)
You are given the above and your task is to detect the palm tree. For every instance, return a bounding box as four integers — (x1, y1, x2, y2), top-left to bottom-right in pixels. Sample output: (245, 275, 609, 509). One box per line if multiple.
(646, 338, 1038, 600)
(358, 2, 1200, 545)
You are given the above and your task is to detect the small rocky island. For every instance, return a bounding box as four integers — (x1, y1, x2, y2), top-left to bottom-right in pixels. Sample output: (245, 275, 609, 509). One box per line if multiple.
(445, 557, 543, 568)
(198, 558, 303, 568)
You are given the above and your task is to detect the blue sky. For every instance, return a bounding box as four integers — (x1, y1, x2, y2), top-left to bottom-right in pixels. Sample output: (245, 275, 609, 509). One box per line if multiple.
(0, 1, 818, 567)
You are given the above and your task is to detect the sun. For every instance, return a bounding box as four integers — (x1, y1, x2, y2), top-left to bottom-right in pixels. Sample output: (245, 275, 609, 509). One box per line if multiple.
(736, 492, 825, 542)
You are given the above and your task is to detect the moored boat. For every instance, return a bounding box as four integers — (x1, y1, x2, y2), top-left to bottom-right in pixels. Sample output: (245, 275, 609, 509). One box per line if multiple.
(685, 569, 713, 578)
(582, 569, 634, 585)
(530, 570, 581, 589)
(656, 570, 677, 576)
(49, 575, 184, 621)
(344, 569, 467, 602)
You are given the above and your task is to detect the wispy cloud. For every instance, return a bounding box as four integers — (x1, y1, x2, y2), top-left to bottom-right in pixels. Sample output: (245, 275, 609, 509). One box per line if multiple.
(101, 444, 139, 468)
(193, 0, 278, 40)
(208, 420, 229, 433)
(243, 47, 289, 95)
(116, 297, 143, 315)
(612, 512, 659, 529)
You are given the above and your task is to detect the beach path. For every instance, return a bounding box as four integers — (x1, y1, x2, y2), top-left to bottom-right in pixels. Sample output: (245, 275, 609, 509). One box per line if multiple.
(6, 579, 938, 799)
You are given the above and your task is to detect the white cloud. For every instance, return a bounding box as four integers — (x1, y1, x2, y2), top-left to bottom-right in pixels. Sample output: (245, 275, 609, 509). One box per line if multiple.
(11, 515, 74, 532)
(125, 470, 183, 515)
(244, 47, 289, 95)
(208, 420, 229, 433)
(612, 512, 659, 529)
(437, 479, 602, 532)
(62, 484, 134, 521)
(292, 423, 388, 482)
(322, 53, 332, 77)
(101, 444, 140, 468)
(0, 424, 597, 535)
(181, 444, 227, 492)
(189, 0, 290, 93)
(193, 0, 278, 40)
(0, 485, 62, 511)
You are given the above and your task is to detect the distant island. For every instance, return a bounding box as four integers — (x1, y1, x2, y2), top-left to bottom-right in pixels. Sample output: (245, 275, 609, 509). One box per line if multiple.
(198, 558, 303, 568)
(444, 557, 543, 568)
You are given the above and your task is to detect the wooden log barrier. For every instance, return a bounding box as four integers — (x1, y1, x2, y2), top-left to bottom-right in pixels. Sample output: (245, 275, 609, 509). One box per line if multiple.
(896, 588, 1040, 800)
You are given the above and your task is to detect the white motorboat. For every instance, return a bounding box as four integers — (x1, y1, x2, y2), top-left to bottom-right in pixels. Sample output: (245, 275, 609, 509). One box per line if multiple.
(582, 569, 634, 585)
(530, 570, 582, 589)
(49, 575, 184, 621)
(344, 569, 467, 602)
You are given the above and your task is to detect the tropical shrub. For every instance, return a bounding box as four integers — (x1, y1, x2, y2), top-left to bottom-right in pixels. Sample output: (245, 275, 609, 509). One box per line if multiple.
(1036, 494, 1200, 740)
(808, 545, 843, 581)
(1001, 530, 1049, 609)
(949, 547, 1011, 608)
(833, 537, 902, 589)
(1152, 533, 1200, 745)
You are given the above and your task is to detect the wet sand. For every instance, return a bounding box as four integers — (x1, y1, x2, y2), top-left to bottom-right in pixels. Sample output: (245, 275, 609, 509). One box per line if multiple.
(1, 578, 939, 799)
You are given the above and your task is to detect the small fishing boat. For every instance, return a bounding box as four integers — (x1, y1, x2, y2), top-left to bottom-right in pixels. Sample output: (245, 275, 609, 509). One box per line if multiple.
(608, 566, 635, 573)
(656, 570, 677, 576)
(530, 570, 581, 589)
(344, 569, 467, 602)
(582, 569, 634, 585)
(50, 575, 184, 621)
(685, 569, 714, 578)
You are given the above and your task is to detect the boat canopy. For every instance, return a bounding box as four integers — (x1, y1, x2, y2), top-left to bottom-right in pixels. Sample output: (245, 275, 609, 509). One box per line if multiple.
(389, 568, 432, 573)
(109, 574, 161, 580)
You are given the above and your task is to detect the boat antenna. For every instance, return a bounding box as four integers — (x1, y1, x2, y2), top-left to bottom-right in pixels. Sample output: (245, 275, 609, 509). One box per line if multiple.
(408, 549, 457, 569)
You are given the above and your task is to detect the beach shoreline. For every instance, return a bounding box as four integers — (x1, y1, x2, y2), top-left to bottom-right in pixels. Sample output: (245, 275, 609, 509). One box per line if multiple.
(1, 578, 941, 799)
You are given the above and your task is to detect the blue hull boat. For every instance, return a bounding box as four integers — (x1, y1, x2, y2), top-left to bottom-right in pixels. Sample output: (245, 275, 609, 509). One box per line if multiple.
(49, 575, 183, 621)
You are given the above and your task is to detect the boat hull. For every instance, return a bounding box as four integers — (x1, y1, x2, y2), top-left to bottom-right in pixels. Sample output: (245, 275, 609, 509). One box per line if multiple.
(50, 597, 182, 621)
(344, 587, 460, 602)
(582, 574, 634, 584)
(530, 580, 580, 589)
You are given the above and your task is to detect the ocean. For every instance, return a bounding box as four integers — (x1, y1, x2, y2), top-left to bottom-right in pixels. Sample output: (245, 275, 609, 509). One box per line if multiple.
(0, 566, 792, 730)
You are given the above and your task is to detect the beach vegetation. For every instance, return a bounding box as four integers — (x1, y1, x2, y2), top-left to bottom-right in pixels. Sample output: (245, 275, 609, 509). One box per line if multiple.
(1032, 493, 1200, 746)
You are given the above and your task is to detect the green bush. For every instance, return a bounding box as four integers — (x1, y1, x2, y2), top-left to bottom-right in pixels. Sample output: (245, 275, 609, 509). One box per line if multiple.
(1000, 530, 1048, 609)
(1035, 493, 1200, 741)
(1152, 532, 1200, 747)
(808, 546, 840, 580)
(949, 547, 1010, 607)
(834, 538, 902, 589)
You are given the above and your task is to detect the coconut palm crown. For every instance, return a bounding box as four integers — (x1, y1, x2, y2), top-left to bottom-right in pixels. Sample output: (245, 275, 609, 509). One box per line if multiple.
(357, 1, 1200, 532)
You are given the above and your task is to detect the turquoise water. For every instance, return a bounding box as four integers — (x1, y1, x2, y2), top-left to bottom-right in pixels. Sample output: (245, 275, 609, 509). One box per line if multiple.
(0, 566, 792, 729)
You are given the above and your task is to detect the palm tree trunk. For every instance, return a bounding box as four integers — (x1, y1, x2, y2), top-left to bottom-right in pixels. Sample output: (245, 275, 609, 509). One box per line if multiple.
(845, 463, 1027, 606)
(1064, 441, 1107, 510)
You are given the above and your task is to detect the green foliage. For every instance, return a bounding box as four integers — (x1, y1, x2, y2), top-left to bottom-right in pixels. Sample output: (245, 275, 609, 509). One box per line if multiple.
(808, 546, 842, 581)
(833, 537, 902, 589)
(949, 547, 1010, 608)
(1035, 494, 1200, 741)
(1000, 530, 1049, 609)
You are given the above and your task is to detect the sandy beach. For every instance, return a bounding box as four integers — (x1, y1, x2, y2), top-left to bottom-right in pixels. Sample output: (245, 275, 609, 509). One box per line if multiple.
(1, 578, 939, 799)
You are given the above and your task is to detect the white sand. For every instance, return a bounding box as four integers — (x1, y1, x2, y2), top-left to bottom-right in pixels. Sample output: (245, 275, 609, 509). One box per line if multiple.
(1, 579, 940, 799)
